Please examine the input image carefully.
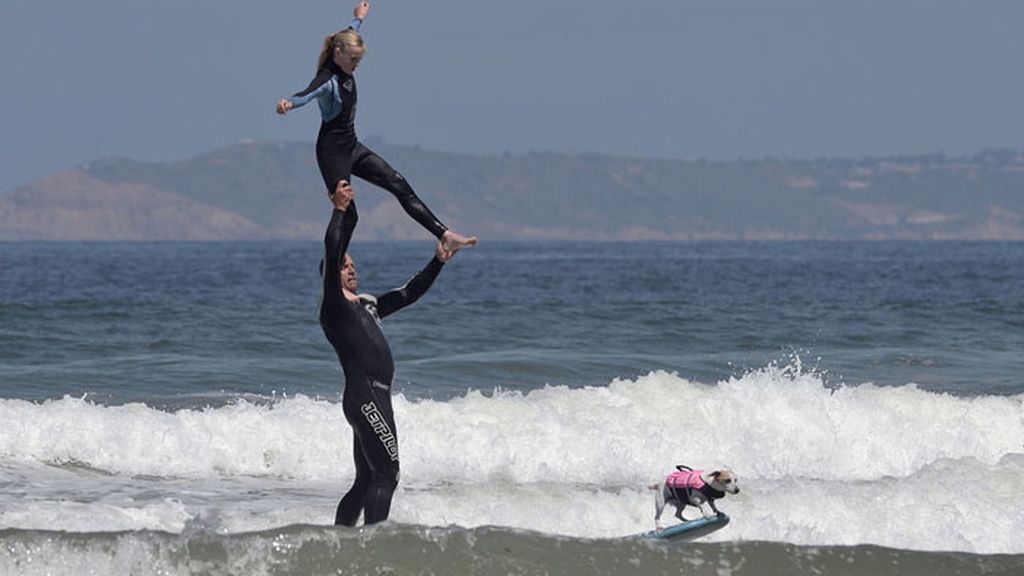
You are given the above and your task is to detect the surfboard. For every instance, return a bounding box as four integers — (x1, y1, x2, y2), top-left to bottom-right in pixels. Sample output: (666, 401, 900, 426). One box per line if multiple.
(636, 514, 730, 541)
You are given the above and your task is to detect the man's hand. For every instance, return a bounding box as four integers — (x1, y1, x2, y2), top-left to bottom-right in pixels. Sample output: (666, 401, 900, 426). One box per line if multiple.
(436, 238, 457, 263)
(354, 1, 370, 21)
(276, 99, 293, 115)
(331, 180, 354, 211)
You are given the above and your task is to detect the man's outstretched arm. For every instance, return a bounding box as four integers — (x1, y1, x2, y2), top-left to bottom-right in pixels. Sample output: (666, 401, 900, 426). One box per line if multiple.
(375, 240, 454, 319)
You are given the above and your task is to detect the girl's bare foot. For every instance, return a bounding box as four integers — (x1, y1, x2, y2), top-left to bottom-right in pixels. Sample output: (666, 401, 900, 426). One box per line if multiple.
(441, 230, 478, 253)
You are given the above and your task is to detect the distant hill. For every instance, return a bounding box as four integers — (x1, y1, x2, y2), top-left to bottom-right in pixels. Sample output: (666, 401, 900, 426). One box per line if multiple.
(2, 141, 1023, 240)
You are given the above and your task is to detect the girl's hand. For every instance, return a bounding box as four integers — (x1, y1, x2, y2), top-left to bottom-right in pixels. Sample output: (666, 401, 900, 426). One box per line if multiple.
(354, 1, 370, 21)
(276, 99, 293, 115)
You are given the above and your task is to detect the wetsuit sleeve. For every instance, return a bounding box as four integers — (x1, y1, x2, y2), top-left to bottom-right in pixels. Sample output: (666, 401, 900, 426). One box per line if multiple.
(322, 202, 359, 312)
(350, 18, 363, 32)
(375, 256, 444, 319)
(289, 68, 334, 109)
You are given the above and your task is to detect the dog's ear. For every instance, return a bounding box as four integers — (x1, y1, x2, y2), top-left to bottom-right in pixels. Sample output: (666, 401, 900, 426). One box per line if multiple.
(711, 471, 721, 479)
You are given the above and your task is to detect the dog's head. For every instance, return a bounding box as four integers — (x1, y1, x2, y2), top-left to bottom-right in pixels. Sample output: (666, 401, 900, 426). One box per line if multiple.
(710, 470, 740, 494)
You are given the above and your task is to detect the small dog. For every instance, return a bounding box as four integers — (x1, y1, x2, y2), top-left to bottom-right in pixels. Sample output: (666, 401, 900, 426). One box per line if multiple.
(650, 466, 739, 529)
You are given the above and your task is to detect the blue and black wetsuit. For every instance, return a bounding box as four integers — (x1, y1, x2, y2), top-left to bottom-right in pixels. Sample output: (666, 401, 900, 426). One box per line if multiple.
(289, 19, 448, 240)
(320, 202, 445, 525)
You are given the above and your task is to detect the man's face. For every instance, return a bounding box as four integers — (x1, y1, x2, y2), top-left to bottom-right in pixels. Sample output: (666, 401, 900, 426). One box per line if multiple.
(341, 253, 358, 293)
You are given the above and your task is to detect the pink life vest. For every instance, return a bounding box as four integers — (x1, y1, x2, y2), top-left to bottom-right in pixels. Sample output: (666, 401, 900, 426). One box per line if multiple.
(666, 469, 705, 491)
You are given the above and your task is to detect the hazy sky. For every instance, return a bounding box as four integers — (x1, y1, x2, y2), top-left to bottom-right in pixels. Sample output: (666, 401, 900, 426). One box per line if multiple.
(2, 0, 1023, 191)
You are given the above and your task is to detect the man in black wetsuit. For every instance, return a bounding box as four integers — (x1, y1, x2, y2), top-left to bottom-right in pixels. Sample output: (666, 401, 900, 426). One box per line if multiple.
(320, 179, 458, 526)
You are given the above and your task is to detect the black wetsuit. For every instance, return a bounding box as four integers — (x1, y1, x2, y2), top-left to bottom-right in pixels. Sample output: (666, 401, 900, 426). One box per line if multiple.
(320, 203, 445, 525)
(289, 20, 448, 240)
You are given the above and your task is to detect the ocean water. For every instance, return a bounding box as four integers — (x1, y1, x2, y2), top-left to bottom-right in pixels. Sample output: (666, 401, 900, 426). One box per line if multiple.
(1, 240, 1023, 575)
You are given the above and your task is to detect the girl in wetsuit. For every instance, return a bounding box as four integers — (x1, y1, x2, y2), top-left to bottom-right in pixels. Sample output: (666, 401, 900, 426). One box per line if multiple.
(276, 1, 476, 252)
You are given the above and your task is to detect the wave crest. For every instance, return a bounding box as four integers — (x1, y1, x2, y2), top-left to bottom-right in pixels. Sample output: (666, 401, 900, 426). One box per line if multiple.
(2, 365, 1022, 483)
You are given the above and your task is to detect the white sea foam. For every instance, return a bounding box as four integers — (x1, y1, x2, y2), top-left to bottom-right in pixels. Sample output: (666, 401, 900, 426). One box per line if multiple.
(2, 456, 1022, 553)
(2, 366, 1023, 552)
(2, 366, 1021, 483)
(395, 454, 1024, 553)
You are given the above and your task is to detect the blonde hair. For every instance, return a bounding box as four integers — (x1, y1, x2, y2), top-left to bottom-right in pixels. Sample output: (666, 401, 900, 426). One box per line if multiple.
(317, 28, 365, 70)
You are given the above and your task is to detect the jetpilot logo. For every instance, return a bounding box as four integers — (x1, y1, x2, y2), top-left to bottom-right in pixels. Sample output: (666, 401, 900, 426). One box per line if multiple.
(363, 302, 381, 326)
(361, 402, 398, 461)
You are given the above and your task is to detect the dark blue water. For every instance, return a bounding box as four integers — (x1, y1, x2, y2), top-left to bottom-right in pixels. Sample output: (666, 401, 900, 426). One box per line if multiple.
(2, 241, 1024, 569)
(2, 241, 1022, 406)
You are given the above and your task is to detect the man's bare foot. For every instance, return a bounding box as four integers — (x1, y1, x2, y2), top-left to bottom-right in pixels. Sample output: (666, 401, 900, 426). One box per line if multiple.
(441, 230, 478, 253)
